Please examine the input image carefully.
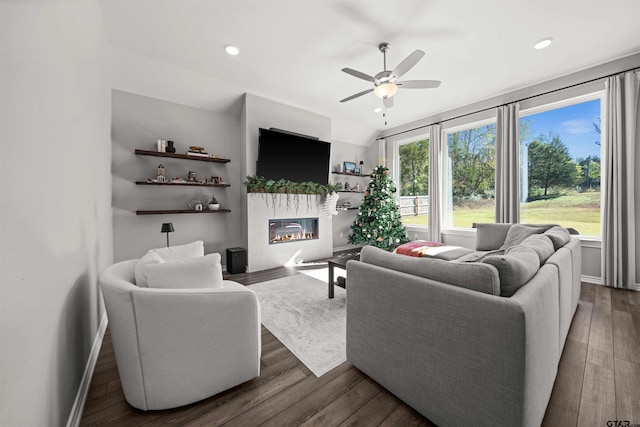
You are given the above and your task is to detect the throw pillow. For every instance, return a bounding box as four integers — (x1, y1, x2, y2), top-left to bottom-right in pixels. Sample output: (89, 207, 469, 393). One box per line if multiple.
(544, 226, 571, 250)
(482, 245, 540, 297)
(500, 224, 546, 250)
(475, 223, 513, 251)
(149, 240, 204, 263)
(134, 251, 164, 288)
(520, 234, 555, 266)
(145, 253, 223, 289)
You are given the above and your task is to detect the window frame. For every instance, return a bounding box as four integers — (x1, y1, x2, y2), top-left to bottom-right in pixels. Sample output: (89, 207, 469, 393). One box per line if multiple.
(393, 133, 430, 229)
(441, 116, 498, 231)
(519, 90, 605, 240)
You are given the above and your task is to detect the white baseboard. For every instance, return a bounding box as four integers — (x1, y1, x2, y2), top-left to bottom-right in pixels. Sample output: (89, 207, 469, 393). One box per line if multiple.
(581, 275, 603, 285)
(66, 313, 108, 427)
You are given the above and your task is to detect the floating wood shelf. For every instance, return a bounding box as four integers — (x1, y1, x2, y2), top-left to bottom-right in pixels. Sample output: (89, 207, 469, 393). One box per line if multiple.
(135, 181, 230, 188)
(338, 190, 365, 194)
(134, 149, 230, 163)
(332, 171, 371, 177)
(136, 209, 232, 216)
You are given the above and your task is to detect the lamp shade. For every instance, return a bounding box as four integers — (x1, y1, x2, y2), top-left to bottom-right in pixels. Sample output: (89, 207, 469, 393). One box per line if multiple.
(374, 82, 398, 99)
(161, 223, 175, 233)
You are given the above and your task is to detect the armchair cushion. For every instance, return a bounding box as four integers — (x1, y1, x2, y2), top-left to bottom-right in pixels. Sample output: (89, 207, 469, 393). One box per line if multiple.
(145, 253, 223, 289)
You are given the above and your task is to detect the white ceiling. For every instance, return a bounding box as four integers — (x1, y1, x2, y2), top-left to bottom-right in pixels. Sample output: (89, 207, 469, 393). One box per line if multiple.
(101, 0, 640, 144)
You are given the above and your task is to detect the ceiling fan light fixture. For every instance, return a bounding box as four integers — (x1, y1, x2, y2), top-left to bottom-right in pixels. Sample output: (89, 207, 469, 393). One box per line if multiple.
(534, 37, 554, 50)
(224, 45, 240, 56)
(374, 82, 398, 99)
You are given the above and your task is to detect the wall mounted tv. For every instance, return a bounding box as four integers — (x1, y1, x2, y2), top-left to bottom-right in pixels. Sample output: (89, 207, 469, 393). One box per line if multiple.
(256, 128, 331, 184)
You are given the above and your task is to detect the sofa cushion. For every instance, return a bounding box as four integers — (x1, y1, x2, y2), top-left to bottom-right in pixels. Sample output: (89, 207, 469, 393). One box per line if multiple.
(482, 245, 540, 297)
(520, 234, 555, 266)
(144, 253, 223, 289)
(149, 240, 205, 263)
(500, 224, 546, 249)
(544, 226, 571, 250)
(360, 245, 500, 295)
(134, 251, 164, 288)
(475, 223, 513, 251)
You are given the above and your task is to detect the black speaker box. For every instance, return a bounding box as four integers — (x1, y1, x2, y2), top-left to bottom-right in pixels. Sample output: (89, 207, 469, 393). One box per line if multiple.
(226, 247, 247, 274)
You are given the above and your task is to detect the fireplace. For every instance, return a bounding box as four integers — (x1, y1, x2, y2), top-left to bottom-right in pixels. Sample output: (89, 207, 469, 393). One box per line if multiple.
(269, 217, 318, 244)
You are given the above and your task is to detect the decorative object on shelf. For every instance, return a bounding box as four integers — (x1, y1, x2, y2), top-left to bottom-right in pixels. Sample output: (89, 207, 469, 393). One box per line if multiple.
(344, 181, 350, 191)
(156, 164, 166, 183)
(189, 198, 204, 211)
(187, 171, 197, 182)
(157, 139, 167, 152)
(354, 168, 361, 174)
(353, 182, 360, 191)
(211, 176, 224, 184)
(189, 145, 205, 153)
(166, 141, 176, 153)
(360, 160, 364, 172)
(343, 161, 356, 173)
(161, 222, 174, 247)
(348, 165, 409, 251)
(341, 201, 352, 209)
(207, 196, 220, 210)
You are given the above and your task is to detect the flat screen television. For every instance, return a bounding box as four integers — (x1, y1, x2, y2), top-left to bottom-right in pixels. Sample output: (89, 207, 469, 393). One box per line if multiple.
(256, 128, 331, 184)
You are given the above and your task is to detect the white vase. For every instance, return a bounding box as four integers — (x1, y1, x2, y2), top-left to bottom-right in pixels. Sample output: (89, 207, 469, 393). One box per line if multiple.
(208, 204, 220, 210)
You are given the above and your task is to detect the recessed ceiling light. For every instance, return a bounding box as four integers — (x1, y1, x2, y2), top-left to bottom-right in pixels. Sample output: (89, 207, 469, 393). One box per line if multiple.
(534, 37, 554, 50)
(373, 107, 383, 113)
(225, 45, 240, 56)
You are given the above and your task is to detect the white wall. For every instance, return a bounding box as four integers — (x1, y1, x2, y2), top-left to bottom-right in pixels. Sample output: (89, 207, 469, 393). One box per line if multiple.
(0, 1, 112, 426)
(111, 90, 244, 263)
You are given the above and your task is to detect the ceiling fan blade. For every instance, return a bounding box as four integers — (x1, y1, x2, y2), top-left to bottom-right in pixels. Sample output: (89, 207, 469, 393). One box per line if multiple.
(342, 68, 375, 82)
(383, 96, 394, 108)
(390, 50, 425, 81)
(398, 80, 441, 89)
(340, 88, 374, 103)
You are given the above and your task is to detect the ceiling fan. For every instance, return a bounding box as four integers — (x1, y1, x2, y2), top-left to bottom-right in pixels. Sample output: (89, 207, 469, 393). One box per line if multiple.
(340, 43, 441, 109)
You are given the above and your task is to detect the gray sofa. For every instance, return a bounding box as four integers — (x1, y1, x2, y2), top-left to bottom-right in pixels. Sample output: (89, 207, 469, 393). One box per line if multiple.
(346, 223, 581, 427)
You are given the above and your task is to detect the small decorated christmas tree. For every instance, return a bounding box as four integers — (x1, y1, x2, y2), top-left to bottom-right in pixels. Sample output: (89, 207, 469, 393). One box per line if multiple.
(348, 165, 410, 251)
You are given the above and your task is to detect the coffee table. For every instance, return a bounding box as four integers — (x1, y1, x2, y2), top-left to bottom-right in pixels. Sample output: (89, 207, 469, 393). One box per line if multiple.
(327, 251, 360, 298)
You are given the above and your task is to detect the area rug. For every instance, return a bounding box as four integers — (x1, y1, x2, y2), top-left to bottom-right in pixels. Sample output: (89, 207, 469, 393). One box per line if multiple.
(248, 271, 346, 377)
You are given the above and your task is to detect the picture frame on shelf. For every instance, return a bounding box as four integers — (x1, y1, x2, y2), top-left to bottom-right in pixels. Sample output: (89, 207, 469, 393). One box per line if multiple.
(343, 161, 356, 173)
(354, 168, 361, 174)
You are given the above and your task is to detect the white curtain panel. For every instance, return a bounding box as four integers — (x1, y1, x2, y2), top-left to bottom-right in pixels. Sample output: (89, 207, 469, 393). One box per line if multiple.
(602, 70, 639, 289)
(428, 124, 442, 242)
(495, 103, 520, 223)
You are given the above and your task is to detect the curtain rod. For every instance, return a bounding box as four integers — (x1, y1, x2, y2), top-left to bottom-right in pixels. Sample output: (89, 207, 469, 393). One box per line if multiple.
(376, 66, 640, 141)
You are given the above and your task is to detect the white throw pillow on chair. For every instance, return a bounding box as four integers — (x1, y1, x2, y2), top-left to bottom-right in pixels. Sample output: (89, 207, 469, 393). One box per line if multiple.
(145, 253, 224, 289)
(149, 240, 204, 263)
(134, 252, 164, 288)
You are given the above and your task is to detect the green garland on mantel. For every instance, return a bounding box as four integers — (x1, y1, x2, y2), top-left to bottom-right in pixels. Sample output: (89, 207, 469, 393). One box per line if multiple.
(244, 176, 340, 196)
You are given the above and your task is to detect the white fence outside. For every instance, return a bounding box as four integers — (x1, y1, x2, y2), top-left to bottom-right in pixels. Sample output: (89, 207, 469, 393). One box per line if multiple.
(400, 196, 429, 216)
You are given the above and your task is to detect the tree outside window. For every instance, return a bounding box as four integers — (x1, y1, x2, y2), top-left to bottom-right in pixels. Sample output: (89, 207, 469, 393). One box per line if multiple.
(398, 139, 429, 226)
(446, 123, 496, 228)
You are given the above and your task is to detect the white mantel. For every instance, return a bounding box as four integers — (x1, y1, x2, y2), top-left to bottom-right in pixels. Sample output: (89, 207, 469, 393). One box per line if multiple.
(246, 193, 333, 272)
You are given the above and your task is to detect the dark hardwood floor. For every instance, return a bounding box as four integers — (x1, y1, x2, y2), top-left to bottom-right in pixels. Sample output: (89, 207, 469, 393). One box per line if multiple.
(81, 264, 640, 426)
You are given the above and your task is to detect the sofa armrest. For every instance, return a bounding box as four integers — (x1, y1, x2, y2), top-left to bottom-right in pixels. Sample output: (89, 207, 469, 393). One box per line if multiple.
(346, 260, 559, 427)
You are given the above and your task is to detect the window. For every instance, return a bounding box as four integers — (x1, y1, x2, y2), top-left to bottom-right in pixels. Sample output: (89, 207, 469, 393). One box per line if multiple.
(397, 138, 429, 226)
(520, 95, 602, 237)
(444, 121, 496, 228)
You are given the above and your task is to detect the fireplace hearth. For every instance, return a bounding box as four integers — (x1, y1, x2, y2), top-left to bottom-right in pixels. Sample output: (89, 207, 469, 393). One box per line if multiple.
(269, 217, 318, 244)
